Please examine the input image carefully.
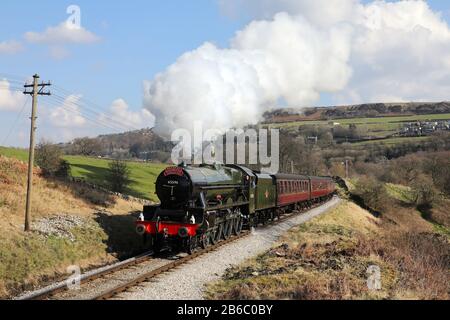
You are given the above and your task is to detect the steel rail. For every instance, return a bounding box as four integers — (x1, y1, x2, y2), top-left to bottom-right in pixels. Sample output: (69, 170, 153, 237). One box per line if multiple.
(19, 250, 154, 300)
(93, 231, 252, 300)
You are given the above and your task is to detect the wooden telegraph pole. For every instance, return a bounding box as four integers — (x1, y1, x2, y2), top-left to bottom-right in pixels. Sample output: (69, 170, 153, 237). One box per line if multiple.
(23, 74, 51, 232)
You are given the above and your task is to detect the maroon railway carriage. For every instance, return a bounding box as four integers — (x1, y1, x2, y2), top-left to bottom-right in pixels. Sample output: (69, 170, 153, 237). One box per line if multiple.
(275, 174, 311, 207)
(275, 174, 336, 209)
(310, 176, 336, 201)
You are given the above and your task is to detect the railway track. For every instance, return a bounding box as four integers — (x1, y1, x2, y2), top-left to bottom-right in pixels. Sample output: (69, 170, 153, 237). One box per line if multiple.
(92, 198, 333, 300)
(19, 250, 156, 300)
(19, 197, 334, 301)
(93, 231, 251, 300)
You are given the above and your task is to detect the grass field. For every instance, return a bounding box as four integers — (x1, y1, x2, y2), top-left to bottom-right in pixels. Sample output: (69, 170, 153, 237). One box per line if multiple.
(265, 113, 450, 144)
(350, 136, 431, 146)
(267, 113, 450, 129)
(65, 156, 167, 201)
(0, 147, 28, 162)
(0, 147, 167, 201)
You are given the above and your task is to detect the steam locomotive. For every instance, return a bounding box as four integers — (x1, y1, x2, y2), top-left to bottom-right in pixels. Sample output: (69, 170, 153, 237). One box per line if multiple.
(136, 164, 336, 254)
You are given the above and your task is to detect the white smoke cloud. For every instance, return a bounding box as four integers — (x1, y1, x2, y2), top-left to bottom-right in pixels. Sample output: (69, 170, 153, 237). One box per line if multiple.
(144, 0, 450, 136)
(145, 11, 353, 135)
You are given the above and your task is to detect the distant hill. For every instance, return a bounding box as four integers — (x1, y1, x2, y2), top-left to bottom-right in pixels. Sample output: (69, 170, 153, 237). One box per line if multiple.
(61, 128, 173, 162)
(263, 101, 450, 123)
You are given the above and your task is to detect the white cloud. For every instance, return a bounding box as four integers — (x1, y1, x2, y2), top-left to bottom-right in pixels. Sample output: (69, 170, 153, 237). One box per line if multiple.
(0, 80, 27, 111)
(25, 21, 99, 44)
(49, 95, 87, 127)
(0, 40, 24, 54)
(101, 99, 155, 129)
(23, 21, 99, 60)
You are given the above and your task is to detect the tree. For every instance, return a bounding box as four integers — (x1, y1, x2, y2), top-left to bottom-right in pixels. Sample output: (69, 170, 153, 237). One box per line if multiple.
(72, 137, 102, 156)
(107, 160, 131, 193)
(36, 140, 68, 177)
(354, 175, 390, 212)
(412, 174, 436, 208)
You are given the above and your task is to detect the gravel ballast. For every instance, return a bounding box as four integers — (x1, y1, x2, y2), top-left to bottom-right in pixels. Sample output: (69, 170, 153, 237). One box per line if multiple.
(116, 197, 341, 300)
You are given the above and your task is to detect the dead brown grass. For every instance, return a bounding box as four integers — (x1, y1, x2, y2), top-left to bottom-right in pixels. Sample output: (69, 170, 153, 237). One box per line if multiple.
(385, 232, 449, 299)
(0, 155, 144, 297)
(206, 200, 449, 300)
(0, 156, 141, 232)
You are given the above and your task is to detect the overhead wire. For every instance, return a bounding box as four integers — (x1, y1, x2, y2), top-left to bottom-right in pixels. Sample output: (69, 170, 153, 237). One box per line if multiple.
(40, 97, 129, 133)
(1, 96, 30, 146)
(0, 74, 149, 135)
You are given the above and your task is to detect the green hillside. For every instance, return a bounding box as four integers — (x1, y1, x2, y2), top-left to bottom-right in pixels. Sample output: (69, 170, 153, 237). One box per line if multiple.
(0, 147, 167, 202)
(65, 156, 167, 201)
(0, 147, 29, 162)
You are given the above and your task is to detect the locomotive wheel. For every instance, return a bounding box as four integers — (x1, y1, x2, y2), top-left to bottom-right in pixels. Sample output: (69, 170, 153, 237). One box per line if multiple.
(222, 219, 233, 240)
(209, 228, 217, 245)
(261, 212, 268, 226)
(233, 216, 243, 235)
(211, 224, 223, 244)
(201, 232, 211, 249)
(187, 236, 198, 255)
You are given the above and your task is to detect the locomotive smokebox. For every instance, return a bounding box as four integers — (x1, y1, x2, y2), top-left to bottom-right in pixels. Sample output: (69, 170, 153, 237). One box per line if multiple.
(156, 167, 192, 208)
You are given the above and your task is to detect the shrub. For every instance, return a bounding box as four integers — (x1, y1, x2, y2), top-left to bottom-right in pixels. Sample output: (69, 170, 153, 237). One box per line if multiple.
(35, 141, 67, 177)
(107, 160, 131, 193)
(353, 175, 390, 212)
(55, 160, 70, 178)
(411, 174, 437, 213)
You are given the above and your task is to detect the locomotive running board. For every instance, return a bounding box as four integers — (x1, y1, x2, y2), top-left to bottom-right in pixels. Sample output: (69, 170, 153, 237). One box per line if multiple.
(192, 201, 250, 211)
(199, 184, 244, 190)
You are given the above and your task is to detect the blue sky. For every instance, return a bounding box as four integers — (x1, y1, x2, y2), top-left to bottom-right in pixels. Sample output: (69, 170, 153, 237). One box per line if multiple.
(0, 1, 243, 109)
(1, 0, 450, 147)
